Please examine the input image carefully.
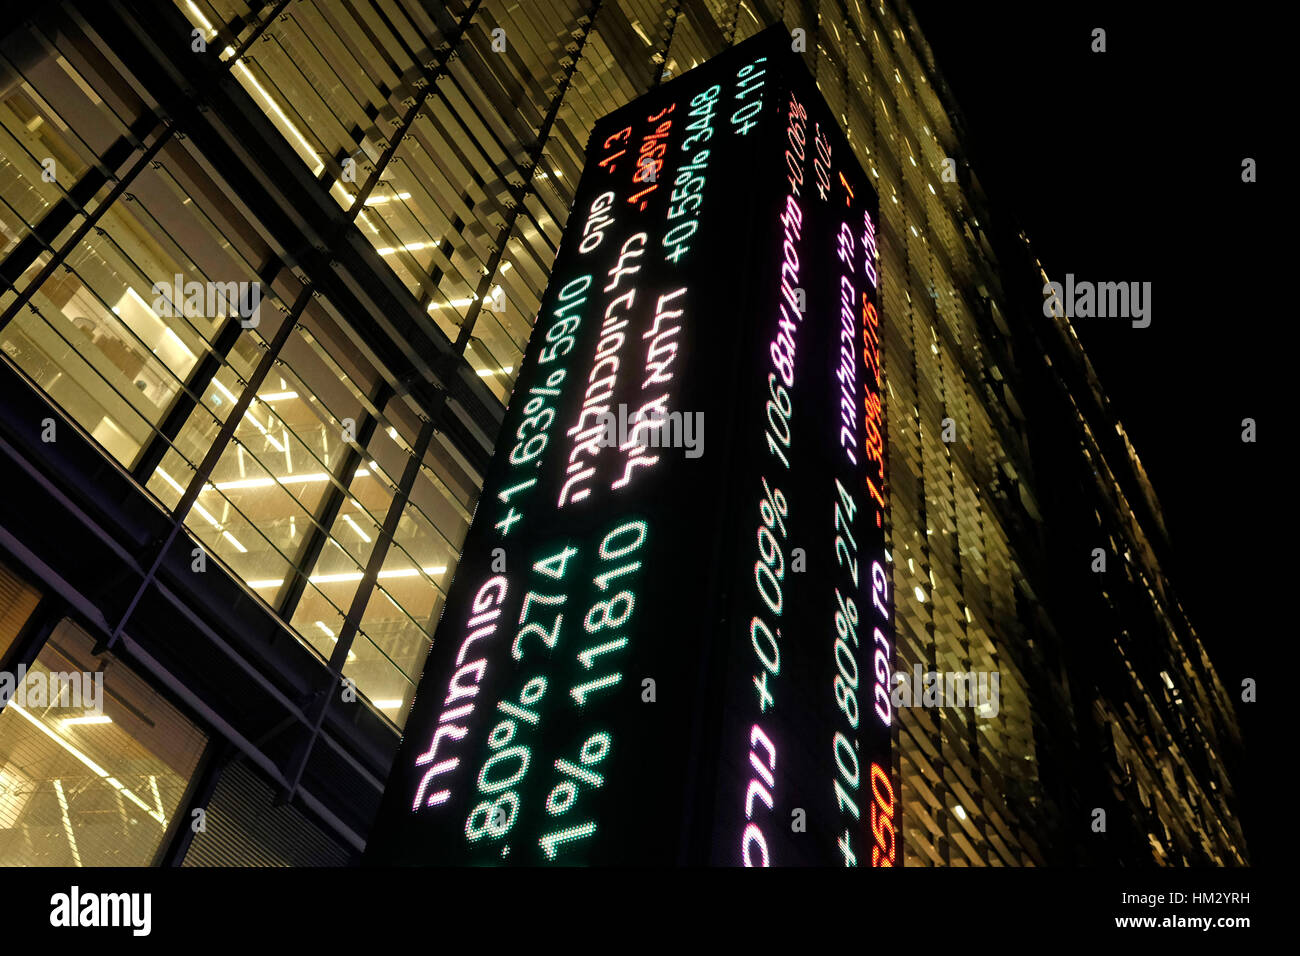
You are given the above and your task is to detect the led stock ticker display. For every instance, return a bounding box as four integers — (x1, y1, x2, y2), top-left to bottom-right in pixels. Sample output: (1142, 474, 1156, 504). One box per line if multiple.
(366, 27, 895, 867)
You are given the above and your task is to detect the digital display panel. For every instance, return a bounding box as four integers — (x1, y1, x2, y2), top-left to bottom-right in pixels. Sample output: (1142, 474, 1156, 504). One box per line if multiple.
(365, 27, 893, 866)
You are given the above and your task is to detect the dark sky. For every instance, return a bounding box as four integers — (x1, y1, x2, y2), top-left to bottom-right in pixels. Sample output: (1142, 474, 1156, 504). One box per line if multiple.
(907, 1, 1272, 852)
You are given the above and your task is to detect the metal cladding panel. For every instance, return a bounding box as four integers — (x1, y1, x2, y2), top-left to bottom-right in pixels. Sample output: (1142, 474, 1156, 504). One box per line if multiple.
(183, 762, 355, 867)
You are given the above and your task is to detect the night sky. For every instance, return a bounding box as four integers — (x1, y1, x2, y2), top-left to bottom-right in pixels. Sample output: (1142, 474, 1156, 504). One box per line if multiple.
(908, 1, 1271, 854)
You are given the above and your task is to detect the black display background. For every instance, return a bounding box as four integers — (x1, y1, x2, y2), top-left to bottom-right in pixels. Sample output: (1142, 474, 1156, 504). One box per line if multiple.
(701, 47, 887, 867)
(365, 28, 886, 866)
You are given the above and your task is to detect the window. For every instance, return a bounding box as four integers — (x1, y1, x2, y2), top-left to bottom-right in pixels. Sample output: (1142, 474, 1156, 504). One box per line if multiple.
(0, 620, 206, 866)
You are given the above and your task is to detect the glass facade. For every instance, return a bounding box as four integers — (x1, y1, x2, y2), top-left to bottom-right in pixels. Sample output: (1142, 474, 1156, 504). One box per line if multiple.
(0, 614, 207, 866)
(0, 0, 1246, 865)
(1, 8, 479, 726)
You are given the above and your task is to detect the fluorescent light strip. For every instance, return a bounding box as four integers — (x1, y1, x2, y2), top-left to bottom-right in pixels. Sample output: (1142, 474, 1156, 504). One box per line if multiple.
(156, 468, 248, 554)
(52, 779, 82, 867)
(148, 775, 166, 822)
(123, 286, 217, 369)
(210, 468, 369, 492)
(376, 240, 438, 255)
(190, 0, 323, 178)
(429, 297, 476, 310)
(125, 285, 167, 318)
(213, 471, 327, 491)
(246, 566, 447, 589)
(314, 621, 357, 662)
(161, 463, 377, 555)
(231, 61, 323, 175)
(10, 703, 166, 826)
(211, 379, 286, 454)
(342, 514, 372, 543)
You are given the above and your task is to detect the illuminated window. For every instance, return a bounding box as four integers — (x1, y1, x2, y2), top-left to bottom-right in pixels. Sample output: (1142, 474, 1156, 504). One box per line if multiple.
(0, 620, 206, 866)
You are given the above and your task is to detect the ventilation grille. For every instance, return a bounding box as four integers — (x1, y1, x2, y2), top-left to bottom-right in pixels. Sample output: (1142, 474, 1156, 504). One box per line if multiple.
(183, 760, 354, 867)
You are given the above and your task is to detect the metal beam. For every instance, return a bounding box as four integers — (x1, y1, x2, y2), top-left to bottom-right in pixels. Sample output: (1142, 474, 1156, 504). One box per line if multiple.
(453, 0, 605, 355)
(280, 416, 436, 799)
(102, 287, 309, 653)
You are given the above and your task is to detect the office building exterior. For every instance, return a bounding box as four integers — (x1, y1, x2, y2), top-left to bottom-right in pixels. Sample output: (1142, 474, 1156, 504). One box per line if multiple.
(0, 0, 1246, 866)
